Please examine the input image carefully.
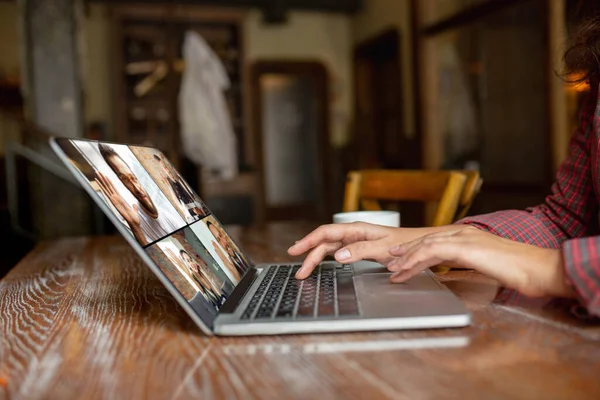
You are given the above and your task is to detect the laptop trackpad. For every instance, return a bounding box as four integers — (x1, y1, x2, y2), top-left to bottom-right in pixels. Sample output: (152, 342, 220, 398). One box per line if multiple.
(356, 271, 443, 292)
(355, 272, 448, 318)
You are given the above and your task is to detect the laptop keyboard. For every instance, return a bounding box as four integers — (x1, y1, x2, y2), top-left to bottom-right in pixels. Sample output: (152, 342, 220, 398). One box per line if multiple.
(241, 264, 360, 321)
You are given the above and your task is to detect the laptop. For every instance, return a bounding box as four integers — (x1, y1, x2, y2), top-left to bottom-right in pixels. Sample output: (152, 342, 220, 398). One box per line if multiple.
(50, 138, 471, 336)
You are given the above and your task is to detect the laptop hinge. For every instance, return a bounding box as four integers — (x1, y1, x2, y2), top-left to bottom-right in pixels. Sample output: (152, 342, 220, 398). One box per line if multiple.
(219, 267, 259, 314)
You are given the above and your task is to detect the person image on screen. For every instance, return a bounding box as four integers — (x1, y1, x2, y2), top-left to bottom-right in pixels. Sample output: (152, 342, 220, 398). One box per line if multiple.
(95, 144, 181, 245)
(179, 249, 225, 309)
(208, 221, 249, 270)
(153, 153, 208, 220)
(206, 220, 244, 281)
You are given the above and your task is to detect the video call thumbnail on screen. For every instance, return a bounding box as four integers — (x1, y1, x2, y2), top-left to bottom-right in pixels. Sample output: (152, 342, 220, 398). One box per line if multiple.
(58, 139, 252, 315)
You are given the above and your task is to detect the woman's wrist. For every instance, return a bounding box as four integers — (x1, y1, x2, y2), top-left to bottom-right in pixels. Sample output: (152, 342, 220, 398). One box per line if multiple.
(393, 225, 465, 245)
(540, 249, 576, 298)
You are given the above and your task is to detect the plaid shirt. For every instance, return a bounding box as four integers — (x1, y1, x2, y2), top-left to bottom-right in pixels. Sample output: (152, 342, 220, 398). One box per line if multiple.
(459, 81, 600, 317)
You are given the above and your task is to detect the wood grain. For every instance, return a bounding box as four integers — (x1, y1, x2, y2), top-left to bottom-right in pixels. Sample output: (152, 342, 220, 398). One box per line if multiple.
(1, 222, 600, 400)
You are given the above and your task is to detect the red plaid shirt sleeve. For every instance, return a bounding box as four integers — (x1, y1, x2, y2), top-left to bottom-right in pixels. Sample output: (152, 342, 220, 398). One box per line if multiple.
(459, 85, 600, 316)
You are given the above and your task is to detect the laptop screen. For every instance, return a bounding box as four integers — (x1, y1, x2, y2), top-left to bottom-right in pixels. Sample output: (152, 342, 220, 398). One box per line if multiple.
(54, 138, 253, 328)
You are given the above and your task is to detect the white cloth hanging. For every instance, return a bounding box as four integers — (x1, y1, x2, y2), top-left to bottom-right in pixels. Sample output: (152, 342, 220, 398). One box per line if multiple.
(179, 31, 238, 180)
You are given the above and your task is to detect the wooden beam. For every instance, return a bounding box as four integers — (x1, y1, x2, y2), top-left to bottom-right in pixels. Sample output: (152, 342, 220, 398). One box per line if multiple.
(547, 0, 569, 171)
(421, 0, 523, 36)
(409, 0, 423, 168)
(263, 0, 287, 24)
(92, 0, 362, 14)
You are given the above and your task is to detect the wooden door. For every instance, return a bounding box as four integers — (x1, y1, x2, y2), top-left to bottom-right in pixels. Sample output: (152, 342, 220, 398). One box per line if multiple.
(251, 61, 331, 222)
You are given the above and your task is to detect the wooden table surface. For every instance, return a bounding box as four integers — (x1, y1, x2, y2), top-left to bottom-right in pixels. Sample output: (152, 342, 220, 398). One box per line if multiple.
(1, 222, 600, 400)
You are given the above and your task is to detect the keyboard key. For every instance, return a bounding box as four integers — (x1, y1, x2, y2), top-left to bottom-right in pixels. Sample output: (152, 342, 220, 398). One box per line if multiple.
(241, 266, 276, 319)
(255, 266, 290, 319)
(317, 268, 335, 317)
(296, 271, 318, 317)
(276, 274, 301, 318)
(241, 263, 360, 322)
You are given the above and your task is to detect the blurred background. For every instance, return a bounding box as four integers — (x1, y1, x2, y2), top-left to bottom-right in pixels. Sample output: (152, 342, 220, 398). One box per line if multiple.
(0, 0, 597, 276)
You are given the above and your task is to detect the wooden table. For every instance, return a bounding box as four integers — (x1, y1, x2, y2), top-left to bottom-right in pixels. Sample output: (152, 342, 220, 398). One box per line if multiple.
(1, 222, 600, 399)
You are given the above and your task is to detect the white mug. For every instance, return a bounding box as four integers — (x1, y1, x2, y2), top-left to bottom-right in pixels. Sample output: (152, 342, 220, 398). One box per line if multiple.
(333, 210, 400, 227)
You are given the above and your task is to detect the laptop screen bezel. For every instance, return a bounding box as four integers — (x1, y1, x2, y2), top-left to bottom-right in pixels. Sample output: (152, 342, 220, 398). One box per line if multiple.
(50, 137, 255, 336)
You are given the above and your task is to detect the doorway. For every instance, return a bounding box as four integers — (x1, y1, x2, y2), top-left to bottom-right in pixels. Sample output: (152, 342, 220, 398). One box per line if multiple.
(251, 61, 331, 222)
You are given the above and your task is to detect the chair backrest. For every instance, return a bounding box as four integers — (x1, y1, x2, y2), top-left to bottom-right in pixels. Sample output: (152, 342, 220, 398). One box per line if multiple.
(455, 170, 483, 221)
(343, 170, 468, 226)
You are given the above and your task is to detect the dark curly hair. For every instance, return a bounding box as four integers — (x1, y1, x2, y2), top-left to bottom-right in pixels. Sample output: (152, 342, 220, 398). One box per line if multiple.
(564, 17, 600, 84)
(98, 143, 126, 167)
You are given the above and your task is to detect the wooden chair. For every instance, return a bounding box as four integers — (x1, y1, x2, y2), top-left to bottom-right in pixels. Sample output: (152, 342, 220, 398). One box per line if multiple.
(342, 170, 468, 227)
(343, 170, 483, 274)
(454, 170, 483, 221)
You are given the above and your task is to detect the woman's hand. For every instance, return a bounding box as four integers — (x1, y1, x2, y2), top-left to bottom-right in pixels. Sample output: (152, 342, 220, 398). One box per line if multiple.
(388, 226, 575, 298)
(288, 223, 454, 279)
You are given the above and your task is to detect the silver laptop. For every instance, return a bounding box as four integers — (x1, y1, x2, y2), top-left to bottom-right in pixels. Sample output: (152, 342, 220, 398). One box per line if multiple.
(51, 138, 471, 336)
